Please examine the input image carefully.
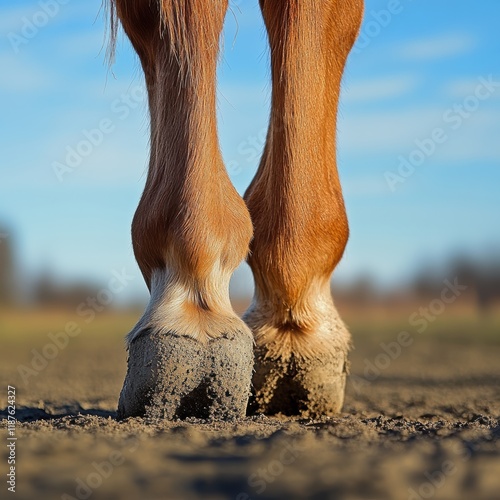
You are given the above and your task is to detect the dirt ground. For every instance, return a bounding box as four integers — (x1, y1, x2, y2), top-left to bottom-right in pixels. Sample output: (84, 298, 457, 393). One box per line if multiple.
(1, 309, 499, 500)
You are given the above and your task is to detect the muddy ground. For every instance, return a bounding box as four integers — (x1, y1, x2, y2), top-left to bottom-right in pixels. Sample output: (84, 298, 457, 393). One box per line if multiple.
(1, 310, 499, 500)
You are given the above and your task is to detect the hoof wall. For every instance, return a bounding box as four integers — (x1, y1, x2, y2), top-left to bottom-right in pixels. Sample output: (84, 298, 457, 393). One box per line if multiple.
(248, 347, 348, 418)
(117, 330, 254, 420)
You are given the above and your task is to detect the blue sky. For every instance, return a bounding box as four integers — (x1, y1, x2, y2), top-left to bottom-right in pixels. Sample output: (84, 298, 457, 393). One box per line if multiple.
(1, 0, 499, 302)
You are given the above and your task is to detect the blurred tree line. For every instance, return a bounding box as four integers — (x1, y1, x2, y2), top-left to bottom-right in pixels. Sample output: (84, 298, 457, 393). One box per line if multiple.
(0, 228, 17, 305)
(1, 226, 499, 313)
(412, 255, 500, 313)
(336, 255, 500, 314)
(0, 227, 103, 309)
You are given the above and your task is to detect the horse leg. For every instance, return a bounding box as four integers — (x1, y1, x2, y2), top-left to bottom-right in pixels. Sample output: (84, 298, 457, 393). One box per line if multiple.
(111, 0, 254, 420)
(244, 0, 364, 417)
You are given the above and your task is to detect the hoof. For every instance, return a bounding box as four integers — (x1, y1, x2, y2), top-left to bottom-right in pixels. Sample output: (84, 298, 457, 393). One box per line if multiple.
(117, 329, 254, 420)
(248, 346, 348, 418)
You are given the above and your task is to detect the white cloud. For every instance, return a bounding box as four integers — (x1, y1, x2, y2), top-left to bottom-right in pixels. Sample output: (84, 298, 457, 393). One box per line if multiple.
(56, 29, 108, 58)
(0, 5, 44, 33)
(341, 75, 420, 103)
(397, 34, 476, 61)
(0, 52, 54, 91)
(445, 79, 482, 99)
(444, 77, 500, 101)
(339, 107, 500, 163)
(343, 175, 388, 197)
(0, 1, 96, 36)
(339, 107, 443, 153)
(434, 111, 500, 163)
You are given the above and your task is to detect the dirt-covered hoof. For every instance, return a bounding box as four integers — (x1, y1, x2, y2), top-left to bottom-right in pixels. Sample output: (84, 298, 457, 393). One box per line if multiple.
(117, 329, 254, 420)
(248, 346, 348, 418)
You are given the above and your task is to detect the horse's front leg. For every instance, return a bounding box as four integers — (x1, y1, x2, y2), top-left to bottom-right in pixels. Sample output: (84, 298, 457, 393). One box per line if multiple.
(112, 0, 254, 420)
(244, 0, 364, 417)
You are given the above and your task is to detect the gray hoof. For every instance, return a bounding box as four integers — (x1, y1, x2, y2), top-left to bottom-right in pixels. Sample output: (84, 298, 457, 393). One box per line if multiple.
(117, 329, 254, 420)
